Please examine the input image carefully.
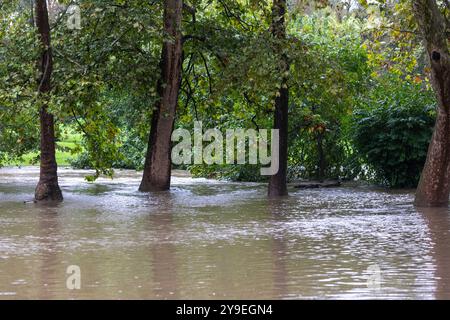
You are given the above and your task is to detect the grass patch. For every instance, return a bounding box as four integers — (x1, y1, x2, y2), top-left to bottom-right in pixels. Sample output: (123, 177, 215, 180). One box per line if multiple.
(8, 127, 82, 167)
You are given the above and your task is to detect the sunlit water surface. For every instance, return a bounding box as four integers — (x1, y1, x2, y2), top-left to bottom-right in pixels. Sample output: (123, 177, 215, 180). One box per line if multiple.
(1, 167, 450, 299)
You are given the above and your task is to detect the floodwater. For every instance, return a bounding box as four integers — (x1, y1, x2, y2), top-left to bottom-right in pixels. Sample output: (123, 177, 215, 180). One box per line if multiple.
(0, 167, 449, 300)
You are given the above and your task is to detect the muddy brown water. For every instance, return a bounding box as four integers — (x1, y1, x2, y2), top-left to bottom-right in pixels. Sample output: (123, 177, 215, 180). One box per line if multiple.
(1, 167, 449, 299)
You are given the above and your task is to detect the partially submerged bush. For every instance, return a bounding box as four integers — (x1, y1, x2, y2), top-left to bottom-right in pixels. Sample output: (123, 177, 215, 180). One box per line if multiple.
(352, 76, 436, 187)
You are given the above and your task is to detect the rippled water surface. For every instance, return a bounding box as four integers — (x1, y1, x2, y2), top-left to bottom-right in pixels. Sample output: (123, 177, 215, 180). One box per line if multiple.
(1, 167, 450, 299)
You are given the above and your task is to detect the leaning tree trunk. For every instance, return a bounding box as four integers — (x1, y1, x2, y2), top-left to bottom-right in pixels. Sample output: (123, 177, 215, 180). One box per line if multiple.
(34, 0, 62, 201)
(413, 0, 450, 207)
(268, 0, 289, 197)
(139, 0, 183, 192)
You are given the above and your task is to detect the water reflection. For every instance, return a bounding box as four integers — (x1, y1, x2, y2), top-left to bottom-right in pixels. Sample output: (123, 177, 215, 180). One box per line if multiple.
(267, 198, 289, 299)
(417, 207, 450, 299)
(37, 205, 60, 299)
(146, 192, 179, 299)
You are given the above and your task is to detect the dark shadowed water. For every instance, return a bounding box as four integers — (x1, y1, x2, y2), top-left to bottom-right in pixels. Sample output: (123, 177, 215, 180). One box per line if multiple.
(0, 167, 449, 299)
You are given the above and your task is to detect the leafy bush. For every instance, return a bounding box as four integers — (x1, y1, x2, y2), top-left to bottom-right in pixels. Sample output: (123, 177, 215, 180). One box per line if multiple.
(70, 131, 146, 171)
(352, 76, 436, 187)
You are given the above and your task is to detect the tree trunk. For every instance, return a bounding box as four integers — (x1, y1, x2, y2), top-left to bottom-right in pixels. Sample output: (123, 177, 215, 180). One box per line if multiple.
(140, 0, 183, 192)
(316, 131, 325, 182)
(413, 0, 450, 207)
(34, 0, 62, 201)
(268, 0, 289, 197)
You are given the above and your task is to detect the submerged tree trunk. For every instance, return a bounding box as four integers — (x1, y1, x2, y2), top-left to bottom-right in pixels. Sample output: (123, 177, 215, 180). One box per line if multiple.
(268, 0, 289, 197)
(413, 0, 450, 207)
(34, 0, 62, 201)
(140, 0, 183, 192)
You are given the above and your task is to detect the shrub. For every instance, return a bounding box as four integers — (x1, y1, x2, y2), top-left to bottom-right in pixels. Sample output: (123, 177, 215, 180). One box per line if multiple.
(352, 76, 436, 187)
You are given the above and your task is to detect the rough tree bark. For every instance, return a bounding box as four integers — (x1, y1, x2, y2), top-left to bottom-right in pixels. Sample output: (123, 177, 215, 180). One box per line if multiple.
(34, 0, 63, 201)
(413, 0, 450, 207)
(139, 0, 183, 192)
(268, 0, 289, 197)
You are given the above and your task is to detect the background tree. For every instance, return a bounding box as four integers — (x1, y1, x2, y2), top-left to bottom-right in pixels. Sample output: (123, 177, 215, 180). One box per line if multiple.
(268, 0, 289, 197)
(139, 0, 184, 191)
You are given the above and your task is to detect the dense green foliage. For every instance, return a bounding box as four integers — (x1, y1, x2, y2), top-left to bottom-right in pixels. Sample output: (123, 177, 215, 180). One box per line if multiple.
(353, 75, 436, 187)
(0, 0, 443, 188)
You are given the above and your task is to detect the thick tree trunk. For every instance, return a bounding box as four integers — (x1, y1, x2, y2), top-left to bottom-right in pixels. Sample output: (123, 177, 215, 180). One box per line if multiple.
(268, 0, 289, 197)
(139, 0, 183, 192)
(413, 0, 450, 207)
(34, 0, 62, 201)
